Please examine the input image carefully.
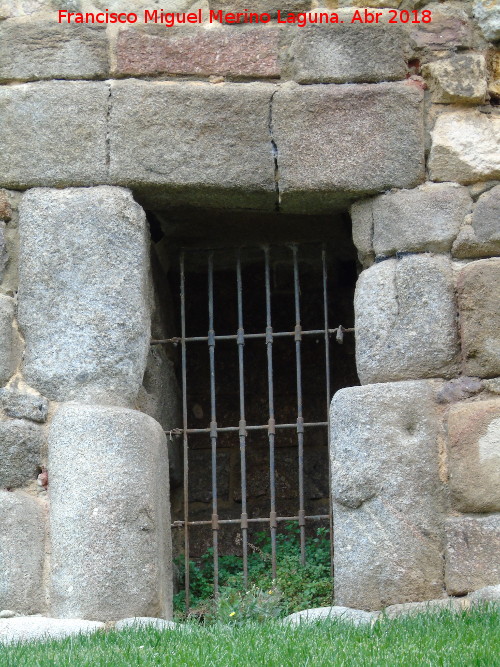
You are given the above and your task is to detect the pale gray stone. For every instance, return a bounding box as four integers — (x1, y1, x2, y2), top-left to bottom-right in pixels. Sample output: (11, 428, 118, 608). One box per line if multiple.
(0, 21, 108, 82)
(0, 0, 66, 18)
(355, 255, 459, 384)
(0, 295, 20, 386)
(429, 110, 500, 184)
(473, 0, 500, 42)
(0, 491, 45, 615)
(484, 378, 500, 395)
(109, 81, 276, 211)
(350, 198, 375, 268)
(115, 617, 177, 630)
(284, 606, 379, 626)
(453, 184, 500, 258)
(0, 388, 48, 423)
(452, 224, 500, 259)
(49, 403, 172, 621)
(473, 185, 500, 242)
(383, 597, 470, 618)
(286, 23, 407, 84)
(445, 515, 500, 595)
(273, 82, 424, 213)
(0, 420, 43, 489)
(352, 183, 471, 258)
(467, 584, 500, 603)
(0, 617, 104, 645)
(423, 54, 487, 104)
(447, 399, 500, 513)
(0, 82, 108, 189)
(18, 187, 151, 405)
(0, 611, 16, 618)
(457, 259, 500, 378)
(331, 381, 446, 610)
(137, 348, 182, 484)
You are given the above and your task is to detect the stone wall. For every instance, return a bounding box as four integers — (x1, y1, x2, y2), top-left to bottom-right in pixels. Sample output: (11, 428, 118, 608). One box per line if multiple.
(0, 187, 174, 620)
(332, 186, 500, 610)
(0, 0, 499, 618)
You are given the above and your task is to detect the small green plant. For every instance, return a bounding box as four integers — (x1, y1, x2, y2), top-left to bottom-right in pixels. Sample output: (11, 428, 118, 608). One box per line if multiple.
(174, 523, 333, 621)
(206, 585, 283, 625)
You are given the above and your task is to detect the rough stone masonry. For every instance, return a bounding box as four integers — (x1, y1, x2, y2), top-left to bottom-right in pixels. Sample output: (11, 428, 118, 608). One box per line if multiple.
(0, 0, 499, 620)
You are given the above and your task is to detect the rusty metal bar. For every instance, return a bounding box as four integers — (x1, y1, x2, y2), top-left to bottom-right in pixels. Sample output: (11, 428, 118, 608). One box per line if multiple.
(180, 252, 190, 611)
(264, 246, 277, 580)
(172, 514, 330, 528)
(172, 421, 328, 436)
(291, 245, 306, 566)
(151, 327, 354, 345)
(208, 253, 219, 598)
(236, 251, 249, 589)
(322, 246, 334, 578)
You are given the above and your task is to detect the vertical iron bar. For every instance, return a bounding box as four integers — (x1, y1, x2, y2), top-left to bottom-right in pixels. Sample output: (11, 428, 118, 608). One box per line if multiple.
(236, 251, 249, 589)
(180, 252, 190, 611)
(208, 253, 219, 597)
(292, 245, 306, 566)
(322, 246, 334, 579)
(264, 246, 277, 580)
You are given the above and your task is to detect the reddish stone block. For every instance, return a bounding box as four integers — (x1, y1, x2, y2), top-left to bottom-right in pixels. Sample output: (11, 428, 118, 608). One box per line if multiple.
(408, 12, 472, 50)
(115, 26, 281, 78)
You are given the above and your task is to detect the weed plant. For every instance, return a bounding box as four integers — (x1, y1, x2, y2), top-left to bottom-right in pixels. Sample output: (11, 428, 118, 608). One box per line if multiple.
(174, 523, 333, 621)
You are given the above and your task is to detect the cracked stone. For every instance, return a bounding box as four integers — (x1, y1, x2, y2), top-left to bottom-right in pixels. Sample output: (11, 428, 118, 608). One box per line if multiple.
(109, 80, 276, 210)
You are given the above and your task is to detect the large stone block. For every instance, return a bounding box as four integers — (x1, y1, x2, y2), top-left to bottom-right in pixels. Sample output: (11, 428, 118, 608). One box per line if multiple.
(0, 295, 20, 386)
(445, 516, 500, 595)
(447, 399, 500, 513)
(0, 21, 108, 82)
(18, 187, 151, 405)
(457, 259, 500, 378)
(115, 25, 280, 78)
(0, 420, 43, 489)
(355, 255, 459, 384)
(331, 381, 446, 610)
(49, 403, 172, 621)
(272, 81, 424, 213)
(0, 491, 45, 614)
(0, 81, 108, 189)
(429, 110, 500, 184)
(286, 23, 407, 84)
(109, 80, 276, 210)
(351, 183, 471, 260)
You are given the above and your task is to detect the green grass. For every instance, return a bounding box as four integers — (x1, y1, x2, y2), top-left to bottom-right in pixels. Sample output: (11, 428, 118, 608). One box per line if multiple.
(1, 607, 499, 667)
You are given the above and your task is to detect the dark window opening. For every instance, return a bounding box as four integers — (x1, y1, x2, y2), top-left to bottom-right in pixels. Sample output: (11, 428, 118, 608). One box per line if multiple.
(147, 208, 360, 608)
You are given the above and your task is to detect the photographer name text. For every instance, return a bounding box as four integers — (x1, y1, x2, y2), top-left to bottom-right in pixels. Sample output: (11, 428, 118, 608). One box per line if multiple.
(57, 8, 433, 26)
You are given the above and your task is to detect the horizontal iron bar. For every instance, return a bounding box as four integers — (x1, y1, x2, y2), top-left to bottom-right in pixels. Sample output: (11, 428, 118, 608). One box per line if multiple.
(166, 422, 327, 436)
(171, 514, 330, 528)
(151, 327, 354, 346)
